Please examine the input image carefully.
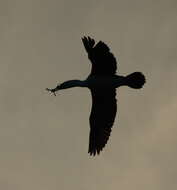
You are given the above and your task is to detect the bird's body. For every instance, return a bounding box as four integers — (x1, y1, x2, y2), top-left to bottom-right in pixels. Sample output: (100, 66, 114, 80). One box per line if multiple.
(47, 36, 146, 156)
(86, 74, 125, 89)
(54, 75, 125, 89)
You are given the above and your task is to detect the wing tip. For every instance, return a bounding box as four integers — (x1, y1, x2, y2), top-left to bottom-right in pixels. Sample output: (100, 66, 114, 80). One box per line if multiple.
(81, 36, 95, 53)
(88, 144, 106, 156)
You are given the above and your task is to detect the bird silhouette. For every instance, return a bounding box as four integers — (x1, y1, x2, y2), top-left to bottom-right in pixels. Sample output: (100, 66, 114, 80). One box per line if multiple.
(46, 36, 146, 156)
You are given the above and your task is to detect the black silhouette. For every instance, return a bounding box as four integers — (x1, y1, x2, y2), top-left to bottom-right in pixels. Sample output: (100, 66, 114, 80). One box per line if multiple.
(46, 36, 146, 156)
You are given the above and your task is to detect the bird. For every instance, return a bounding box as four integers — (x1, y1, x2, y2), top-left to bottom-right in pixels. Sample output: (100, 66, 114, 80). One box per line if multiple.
(46, 36, 146, 156)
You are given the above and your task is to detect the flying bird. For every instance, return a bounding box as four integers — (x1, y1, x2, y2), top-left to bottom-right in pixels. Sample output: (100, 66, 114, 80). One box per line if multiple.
(46, 36, 146, 156)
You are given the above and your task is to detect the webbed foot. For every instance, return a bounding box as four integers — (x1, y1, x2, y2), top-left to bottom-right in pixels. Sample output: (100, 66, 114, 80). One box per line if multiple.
(46, 88, 57, 96)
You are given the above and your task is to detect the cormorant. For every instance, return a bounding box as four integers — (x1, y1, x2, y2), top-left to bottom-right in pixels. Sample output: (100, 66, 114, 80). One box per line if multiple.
(46, 36, 146, 156)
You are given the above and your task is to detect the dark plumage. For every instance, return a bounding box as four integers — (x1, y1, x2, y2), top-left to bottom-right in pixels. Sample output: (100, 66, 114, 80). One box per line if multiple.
(89, 88, 117, 155)
(46, 36, 146, 156)
(82, 36, 117, 75)
(82, 36, 118, 155)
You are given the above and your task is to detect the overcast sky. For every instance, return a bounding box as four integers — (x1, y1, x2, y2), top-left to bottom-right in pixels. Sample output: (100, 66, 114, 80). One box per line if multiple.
(0, 0, 177, 189)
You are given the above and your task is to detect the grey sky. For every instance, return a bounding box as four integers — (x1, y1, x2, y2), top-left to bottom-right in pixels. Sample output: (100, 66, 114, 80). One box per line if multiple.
(0, 0, 177, 189)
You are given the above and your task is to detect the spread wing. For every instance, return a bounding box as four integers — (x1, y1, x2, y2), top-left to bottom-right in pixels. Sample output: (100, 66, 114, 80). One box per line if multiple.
(88, 88, 117, 156)
(82, 36, 117, 75)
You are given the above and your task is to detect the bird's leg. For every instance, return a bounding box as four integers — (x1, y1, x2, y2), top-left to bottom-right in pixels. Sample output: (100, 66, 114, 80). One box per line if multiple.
(46, 84, 61, 96)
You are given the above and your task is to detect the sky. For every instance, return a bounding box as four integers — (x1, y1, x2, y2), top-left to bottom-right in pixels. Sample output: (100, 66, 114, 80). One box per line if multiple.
(0, 0, 177, 189)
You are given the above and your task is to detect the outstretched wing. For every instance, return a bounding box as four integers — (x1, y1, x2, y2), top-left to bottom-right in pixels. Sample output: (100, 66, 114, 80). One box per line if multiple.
(82, 36, 117, 75)
(88, 88, 117, 156)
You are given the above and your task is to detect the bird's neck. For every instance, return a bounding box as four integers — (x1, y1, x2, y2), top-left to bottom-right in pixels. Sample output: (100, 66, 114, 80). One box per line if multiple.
(59, 80, 87, 89)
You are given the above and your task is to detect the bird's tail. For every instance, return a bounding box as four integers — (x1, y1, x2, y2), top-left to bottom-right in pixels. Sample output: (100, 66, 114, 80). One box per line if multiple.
(125, 72, 146, 89)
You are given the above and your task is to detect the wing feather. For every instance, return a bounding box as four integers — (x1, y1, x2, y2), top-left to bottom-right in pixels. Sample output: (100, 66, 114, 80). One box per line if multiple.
(88, 88, 117, 156)
(82, 36, 117, 75)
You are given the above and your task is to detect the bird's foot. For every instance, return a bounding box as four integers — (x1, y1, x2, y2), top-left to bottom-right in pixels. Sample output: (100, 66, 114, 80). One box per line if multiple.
(46, 88, 57, 96)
